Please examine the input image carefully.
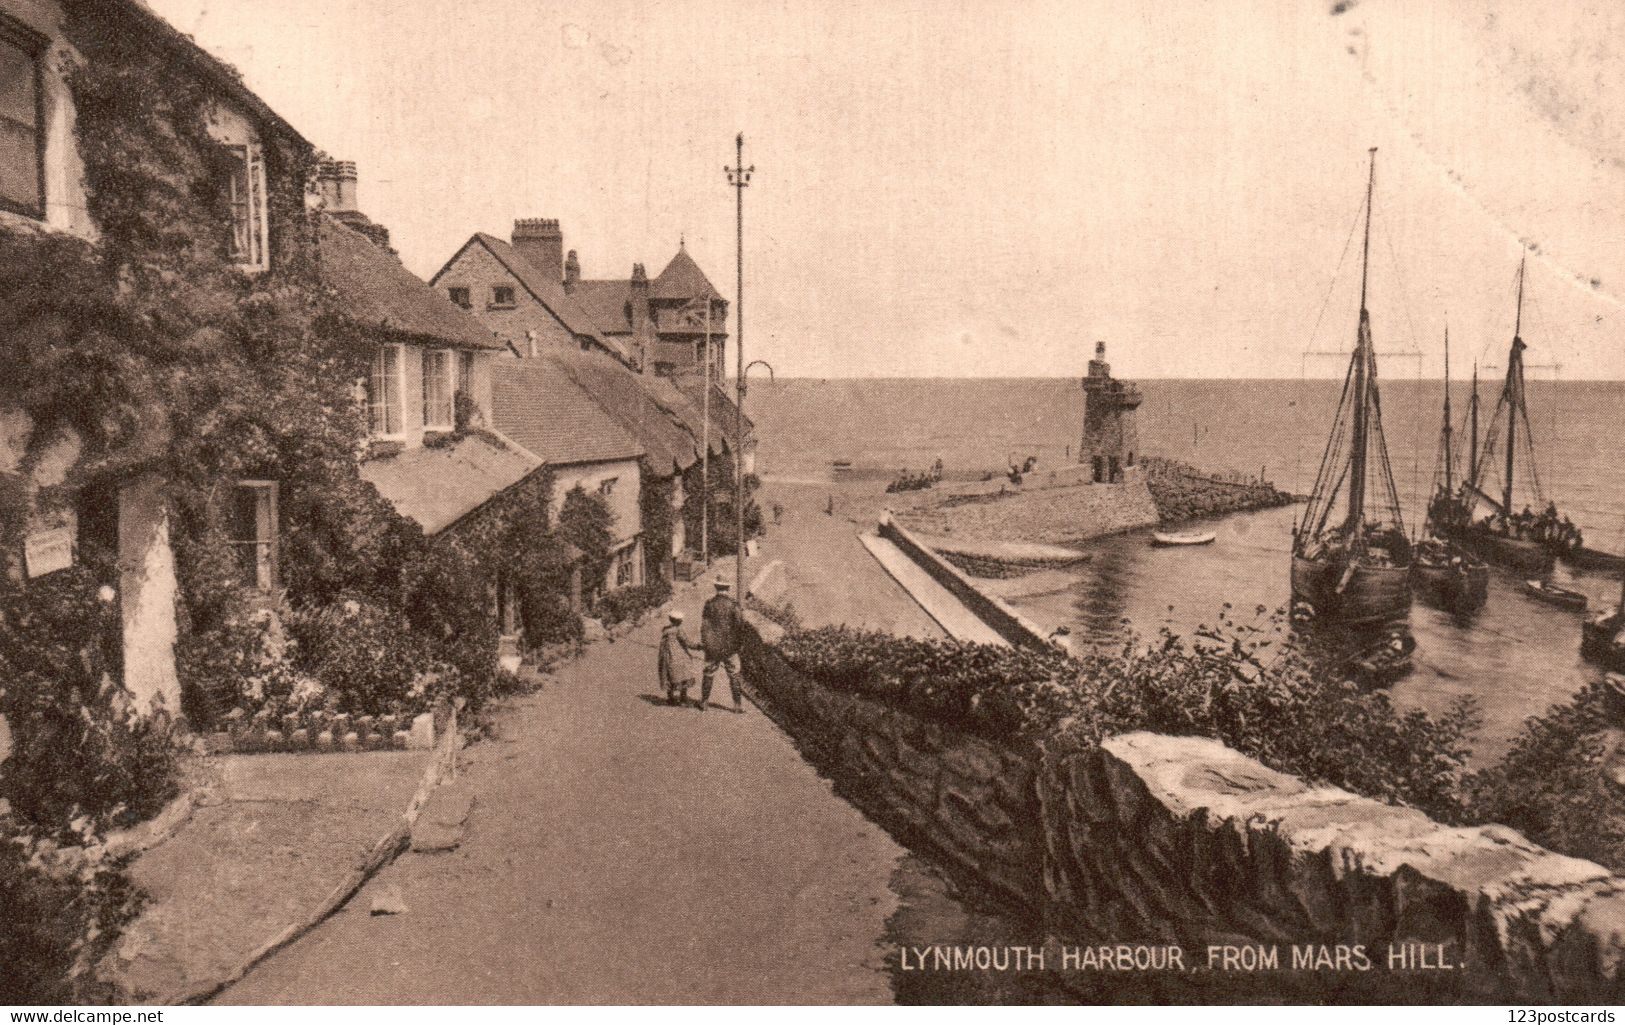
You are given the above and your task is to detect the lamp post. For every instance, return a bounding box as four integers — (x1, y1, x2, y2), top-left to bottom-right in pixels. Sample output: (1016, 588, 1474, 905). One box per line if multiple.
(726, 133, 753, 603)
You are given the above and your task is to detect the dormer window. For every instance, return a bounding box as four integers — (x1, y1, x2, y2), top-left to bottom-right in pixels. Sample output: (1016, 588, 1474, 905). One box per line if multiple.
(490, 285, 515, 309)
(448, 286, 471, 309)
(0, 15, 46, 220)
(223, 143, 269, 271)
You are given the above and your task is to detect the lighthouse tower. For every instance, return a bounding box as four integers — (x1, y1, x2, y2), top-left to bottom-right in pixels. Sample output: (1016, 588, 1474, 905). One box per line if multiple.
(1080, 341, 1142, 483)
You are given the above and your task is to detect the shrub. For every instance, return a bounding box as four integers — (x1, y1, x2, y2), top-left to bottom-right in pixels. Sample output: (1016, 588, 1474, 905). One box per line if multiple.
(772, 608, 1476, 821)
(0, 821, 140, 1003)
(283, 595, 455, 715)
(1463, 680, 1625, 872)
(0, 569, 179, 838)
(746, 594, 802, 631)
(557, 486, 615, 595)
(594, 578, 673, 626)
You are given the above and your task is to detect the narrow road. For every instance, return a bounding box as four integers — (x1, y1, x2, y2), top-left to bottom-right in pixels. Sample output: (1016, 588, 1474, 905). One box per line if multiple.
(216, 598, 908, 1004)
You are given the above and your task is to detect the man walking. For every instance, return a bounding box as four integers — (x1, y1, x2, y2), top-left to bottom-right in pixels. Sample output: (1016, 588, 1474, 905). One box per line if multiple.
(699, 578, 746, 714)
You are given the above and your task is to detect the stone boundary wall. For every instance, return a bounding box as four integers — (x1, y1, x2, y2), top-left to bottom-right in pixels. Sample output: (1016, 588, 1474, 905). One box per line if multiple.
(877, 514, 1054, 650)
(741, 619, 1625, 1002)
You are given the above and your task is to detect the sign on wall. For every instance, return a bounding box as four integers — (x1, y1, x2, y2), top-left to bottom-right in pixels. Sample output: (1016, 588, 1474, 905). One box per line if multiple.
(24, 527, 73, 578)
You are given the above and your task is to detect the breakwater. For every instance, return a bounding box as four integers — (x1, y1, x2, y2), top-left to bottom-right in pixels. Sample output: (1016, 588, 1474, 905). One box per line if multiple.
(1140, 456, 1296, 523)
(739, 617, 1625, 1002)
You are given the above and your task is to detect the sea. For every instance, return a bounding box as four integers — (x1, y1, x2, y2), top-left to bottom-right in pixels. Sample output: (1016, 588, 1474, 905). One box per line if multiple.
(747, 377, 1625, 762)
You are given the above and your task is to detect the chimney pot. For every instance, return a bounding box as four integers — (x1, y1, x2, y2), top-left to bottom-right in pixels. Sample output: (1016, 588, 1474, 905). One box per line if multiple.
(512, 218, 565, 282)
(564, 249, 580, 292)
(317, 159, 358, 214)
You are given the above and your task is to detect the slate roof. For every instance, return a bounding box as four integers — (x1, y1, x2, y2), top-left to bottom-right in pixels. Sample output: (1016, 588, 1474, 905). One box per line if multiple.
(457, 235, 624, 358)
(318, 216, 503, 350)
(567, 280, 634, 336)
(669, 374, 754, 448)
(491, 357, 645, 468)
(541, 350, 702, 477)
(653, 245, 722, 301)
(360, 434, 539, 536)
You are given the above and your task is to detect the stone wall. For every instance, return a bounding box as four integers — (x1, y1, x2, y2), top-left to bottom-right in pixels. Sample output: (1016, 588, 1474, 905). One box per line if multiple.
(741, 622, 1047, 907)
(742, 620, 1625, 1002)
(877, 515, 1054, 650)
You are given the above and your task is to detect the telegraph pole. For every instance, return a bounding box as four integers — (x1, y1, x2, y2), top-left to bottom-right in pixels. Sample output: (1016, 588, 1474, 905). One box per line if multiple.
(726, 133, 753, 604)
(701, 299, 711, 563)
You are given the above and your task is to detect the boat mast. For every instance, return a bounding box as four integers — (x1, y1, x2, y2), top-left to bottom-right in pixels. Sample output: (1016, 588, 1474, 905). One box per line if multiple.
(1442, 326, 1452, 495)
(1502, 256, 1526, 520)
(1345, 148, 1377, 535)
(1468, 362, 1479, 485)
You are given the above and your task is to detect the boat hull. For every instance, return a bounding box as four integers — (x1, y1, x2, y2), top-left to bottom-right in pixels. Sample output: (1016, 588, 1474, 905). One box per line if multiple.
(1152, 531, 1216, 547)
(1411, 561, 1488, 613)
(1563, 546, 1625, 573)
(1523, 580, 1587, 611)
(1291, 555, 1411, 627)
(1449, 528, 1554, 574)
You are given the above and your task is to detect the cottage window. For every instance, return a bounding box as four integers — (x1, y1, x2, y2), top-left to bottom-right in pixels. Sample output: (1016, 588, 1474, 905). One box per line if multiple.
(422, 348, 454, 430)
(229, 481, 279, 592)
(0, 16, 45, 219)
(653, 362, 676, 378)
(598, 477, 617, 498)
(490, 285, 516, 309)
(367, 344, 405, 436)
(223, 143, 269, 271)
(614, 545, 636, 588)
(457, 350, 475, 398)
(448, 286, 471, 309)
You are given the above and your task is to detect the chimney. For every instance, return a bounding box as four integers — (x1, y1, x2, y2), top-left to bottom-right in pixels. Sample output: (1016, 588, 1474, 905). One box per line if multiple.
(316, 159, 358, 215)
(563, 249, 580, 292)
(629, 263, 651, 371)
(512, 218, 564, 282)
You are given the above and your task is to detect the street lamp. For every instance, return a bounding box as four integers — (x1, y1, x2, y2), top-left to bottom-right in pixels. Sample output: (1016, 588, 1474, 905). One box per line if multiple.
(726, 134, 754, 603)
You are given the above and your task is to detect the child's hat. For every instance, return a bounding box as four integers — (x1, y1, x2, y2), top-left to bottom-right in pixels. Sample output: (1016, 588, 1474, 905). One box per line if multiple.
(669, 610, 685, 622)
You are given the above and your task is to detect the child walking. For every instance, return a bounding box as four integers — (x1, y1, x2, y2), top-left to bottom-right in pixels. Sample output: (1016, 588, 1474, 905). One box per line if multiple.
(658, 610, 697, 707)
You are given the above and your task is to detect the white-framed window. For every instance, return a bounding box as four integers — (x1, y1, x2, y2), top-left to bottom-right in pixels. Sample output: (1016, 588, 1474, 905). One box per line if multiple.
(229, 481, 279, 592)
(598, 477, 617, 497)
(490, 285, 516, 309)
(422, 348, 454, 430)
(614, 544, 636, 587)
(223, 143, 270, 271)
(0, 14, 46, 220)
(457, 350, 476, 398)
(367, 344, 405, 437)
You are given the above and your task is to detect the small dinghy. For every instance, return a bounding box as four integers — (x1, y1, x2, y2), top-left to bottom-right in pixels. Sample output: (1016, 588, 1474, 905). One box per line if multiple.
(1523, 578, 1588, 611)
(1152, 530, 1216, 547)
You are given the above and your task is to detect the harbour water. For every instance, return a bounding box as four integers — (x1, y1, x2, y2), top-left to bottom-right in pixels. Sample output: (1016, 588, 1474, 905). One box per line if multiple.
(749, 377, 1625, 763)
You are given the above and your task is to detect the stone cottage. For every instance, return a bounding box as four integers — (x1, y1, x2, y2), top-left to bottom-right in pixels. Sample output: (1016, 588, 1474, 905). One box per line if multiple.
(0, 0, 315, 715)
(312, 166, 550, 657)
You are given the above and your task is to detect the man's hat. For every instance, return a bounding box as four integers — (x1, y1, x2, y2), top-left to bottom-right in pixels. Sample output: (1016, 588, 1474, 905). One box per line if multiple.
(714, 577, 731, 591)
(669, 610, 685, 622)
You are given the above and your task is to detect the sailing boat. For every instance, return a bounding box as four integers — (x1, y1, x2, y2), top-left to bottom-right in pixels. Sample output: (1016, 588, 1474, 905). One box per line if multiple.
(1437, 257, 1576, 573)
(1291, 150, 1412, 627)
(1414, 328, 1489, 612)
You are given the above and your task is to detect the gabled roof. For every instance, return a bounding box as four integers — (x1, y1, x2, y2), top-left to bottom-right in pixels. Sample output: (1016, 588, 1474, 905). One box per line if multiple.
(668, 374, 754, 448)
(492, 357, 645, 468)
(568, 279, 634, 336)
(541, 350, 702, 477)
(360, 434, 539, 536)
(317, 215, 503, 350)
(119, 1, 311, 150)
(653, 244, 722, 301)
(436, 235, 624, 360)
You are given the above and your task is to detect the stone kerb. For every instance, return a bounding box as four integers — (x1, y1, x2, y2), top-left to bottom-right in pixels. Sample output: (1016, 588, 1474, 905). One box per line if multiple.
(201, 703, 450, 756)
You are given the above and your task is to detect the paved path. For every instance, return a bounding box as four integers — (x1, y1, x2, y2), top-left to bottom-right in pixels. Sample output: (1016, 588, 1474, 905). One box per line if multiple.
(217, 602, 908, 1005)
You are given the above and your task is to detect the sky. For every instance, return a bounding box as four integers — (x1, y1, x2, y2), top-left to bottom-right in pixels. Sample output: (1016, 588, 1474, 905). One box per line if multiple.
(144, 0, 1625, 380)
